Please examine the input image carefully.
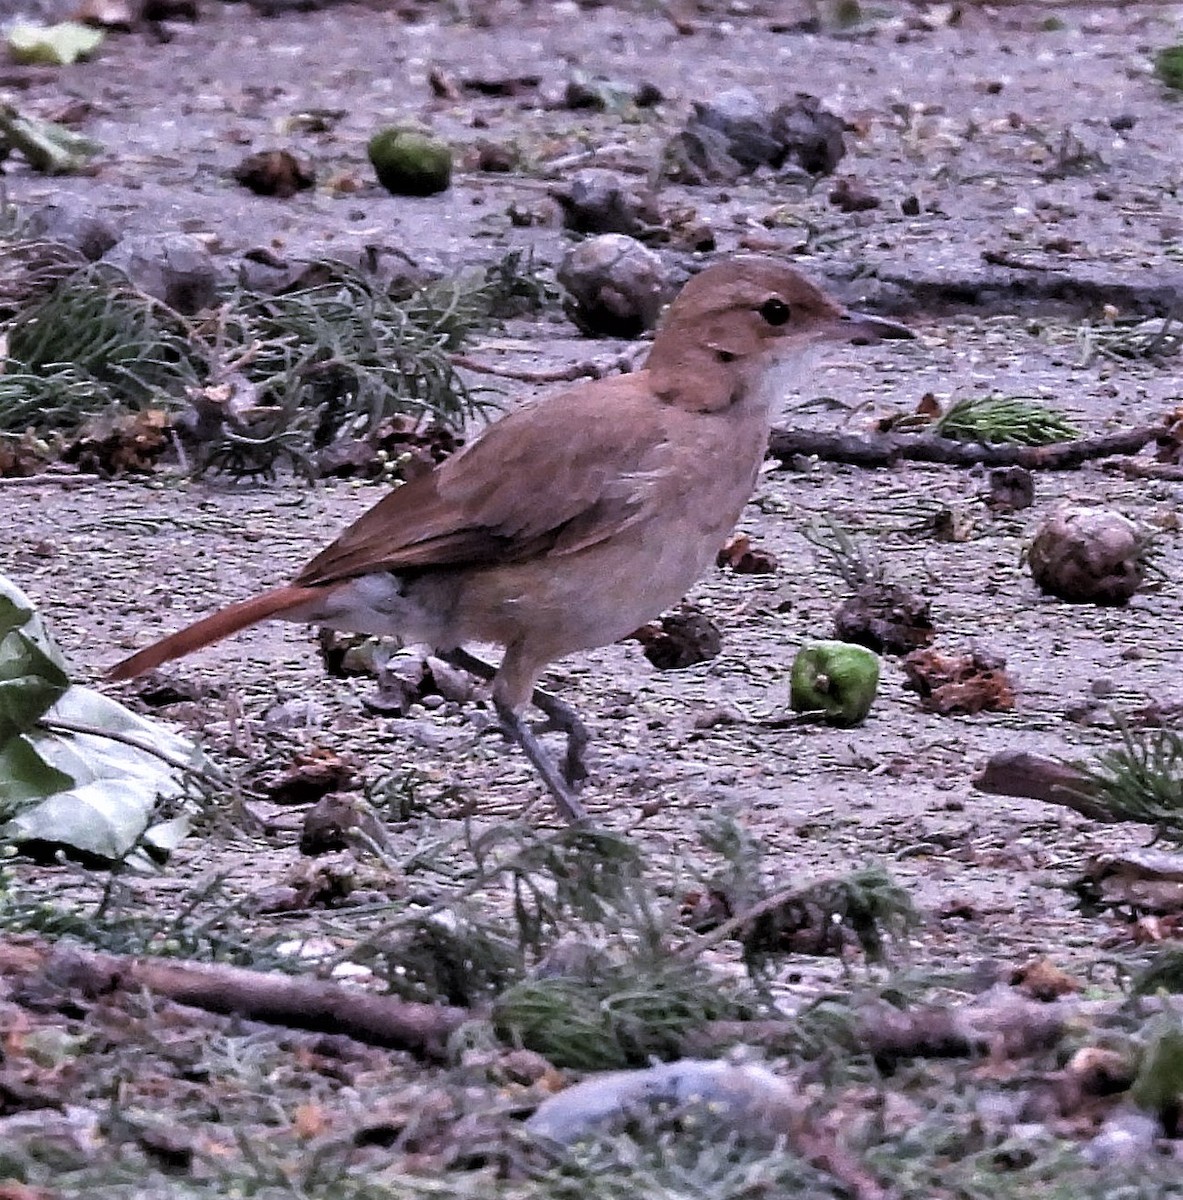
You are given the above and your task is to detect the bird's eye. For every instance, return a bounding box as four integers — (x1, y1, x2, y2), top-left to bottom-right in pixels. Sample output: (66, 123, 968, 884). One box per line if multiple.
(759, 297, 791, 326)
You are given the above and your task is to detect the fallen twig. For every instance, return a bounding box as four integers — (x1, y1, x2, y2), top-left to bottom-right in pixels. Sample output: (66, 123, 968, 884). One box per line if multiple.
(973, 751, 1113, 821)
(451, 351, 639, 384)
(692, 991, 1078, 1063)
(1107, 460, 1183, 482)
(0, 939, 469, 1061)
(768, 422, 1165, 470)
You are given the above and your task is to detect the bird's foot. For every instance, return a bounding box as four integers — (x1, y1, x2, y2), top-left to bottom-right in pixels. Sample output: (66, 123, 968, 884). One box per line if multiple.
(494, 698, 589, 826)
(443, 648, 592, 788)
(529, 692, 591, 788)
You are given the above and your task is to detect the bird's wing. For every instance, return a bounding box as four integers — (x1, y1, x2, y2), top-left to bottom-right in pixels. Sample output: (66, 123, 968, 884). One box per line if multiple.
(293, 374, 667, 587)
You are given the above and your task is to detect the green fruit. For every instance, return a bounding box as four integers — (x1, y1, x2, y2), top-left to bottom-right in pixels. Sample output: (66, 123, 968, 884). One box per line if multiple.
(790, 640, 879, 726)
(1131, 1019, 1183, 1118)
(1155, 44, 1183, 91)
(367, 128, 452, 197)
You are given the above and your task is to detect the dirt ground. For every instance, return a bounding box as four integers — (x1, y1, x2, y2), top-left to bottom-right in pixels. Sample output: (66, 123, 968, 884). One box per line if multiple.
(2, 1, 1183, 1195)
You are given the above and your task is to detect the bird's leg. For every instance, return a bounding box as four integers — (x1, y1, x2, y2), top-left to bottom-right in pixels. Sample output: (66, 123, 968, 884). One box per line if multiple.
(532, 691, 590, 787)
(443, 648, 591, 786)
(493, 698, 589, 825)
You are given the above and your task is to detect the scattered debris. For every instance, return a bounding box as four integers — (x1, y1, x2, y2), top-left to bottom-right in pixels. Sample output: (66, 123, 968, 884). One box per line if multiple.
(829, 176, 881, 213)
(364, 647, 432, 716)
(984, 464, 1035, 511)
(59, 408, 172, 476)
(472, 138, 518, 173)
(1011, 958, 1078, 1001)
(559, 74, 662, 113)
(0, 103, 102, 173)
(445, 70, 540, 99)
(24, 199, 118, 259)
(101, 232, 219, 312)
(360, 647, 477, 716)
(1155, 43, 1183, 91)
(1077, 849, 1183, 915)
(76, 0, 138, 30)
(552, 168, 662, 238)
(979, 723, 1183, 837)
(1130, 1014, 1183, 1134)
(0, 432, 52, 478)
(901, 646, 1016, 715)
(0, 937, 468, 1059)
(684, 866, 916, 963)
(1028, 506, 1147, 605)
(662, 88, 845, 185)
(768, 420, 1166, 470)
(262, 748, 355, 806)
(299, 793, 362, 856)
(0, 573, 198, 865)
(527, 1059, 800, 1144)
(232, 149, 315, 198)
(716, 532, 778, 574)
(312, 416, 463, 481)
(630, 605, 721, 670)
(835, 582, 935, 655)
(975, 751, 1107, 817)
(6, 22, 104, 66)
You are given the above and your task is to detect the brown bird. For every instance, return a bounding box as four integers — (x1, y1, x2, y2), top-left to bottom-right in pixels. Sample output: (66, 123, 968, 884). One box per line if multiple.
(109, 257, 913, 822)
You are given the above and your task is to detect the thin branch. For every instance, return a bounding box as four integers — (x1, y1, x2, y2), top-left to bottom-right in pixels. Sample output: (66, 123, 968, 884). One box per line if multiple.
(768, 421, 1166, 470)
(451, 351, 640, 384)
(0, 940, 468, 1061)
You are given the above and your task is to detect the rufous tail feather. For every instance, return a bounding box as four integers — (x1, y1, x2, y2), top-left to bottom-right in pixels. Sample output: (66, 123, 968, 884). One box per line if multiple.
(107, 585, 325, 681)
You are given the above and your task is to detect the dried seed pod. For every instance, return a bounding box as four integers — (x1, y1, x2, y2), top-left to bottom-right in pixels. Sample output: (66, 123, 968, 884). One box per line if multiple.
(1028, 506, 1146, 604)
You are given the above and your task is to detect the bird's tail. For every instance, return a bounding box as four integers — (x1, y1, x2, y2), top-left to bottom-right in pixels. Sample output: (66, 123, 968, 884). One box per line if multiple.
(107, 584, 325, 681)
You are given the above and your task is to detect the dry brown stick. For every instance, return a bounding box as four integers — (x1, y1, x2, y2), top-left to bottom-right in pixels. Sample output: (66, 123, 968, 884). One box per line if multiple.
(1106, 459, 1183, 481)
(692, 994, 1075, 1063)
(450, 351, 639, 385)
(768, 423, 1165, 470)
(973, 750, 1114, 822)
(1, 940, 470, 1061)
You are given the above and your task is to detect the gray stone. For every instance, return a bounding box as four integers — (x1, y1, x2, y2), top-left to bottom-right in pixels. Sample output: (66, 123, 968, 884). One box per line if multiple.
(102, 233, 220, 313)
(553, 169, 661, 238)
(25, 199, 119, 261)
(558, 234, 671, 338)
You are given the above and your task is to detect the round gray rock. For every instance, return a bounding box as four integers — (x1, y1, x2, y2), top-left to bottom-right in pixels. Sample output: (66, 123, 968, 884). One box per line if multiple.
(102, 233, 220, 313)
(1028, 506, 1146, 604)
(25, 199, 120, 261)
(558, 233, 671, 338)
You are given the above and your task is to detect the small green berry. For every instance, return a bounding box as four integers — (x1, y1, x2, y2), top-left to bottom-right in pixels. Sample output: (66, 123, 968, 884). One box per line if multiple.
(367, 128, 452, 197)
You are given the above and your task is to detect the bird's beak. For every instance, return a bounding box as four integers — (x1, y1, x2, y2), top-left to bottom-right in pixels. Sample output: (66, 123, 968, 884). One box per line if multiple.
(837, 310, 916, 345)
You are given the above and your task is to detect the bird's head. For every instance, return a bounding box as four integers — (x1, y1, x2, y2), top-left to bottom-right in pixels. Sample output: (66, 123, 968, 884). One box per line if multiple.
(647, 256, 914, 412)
